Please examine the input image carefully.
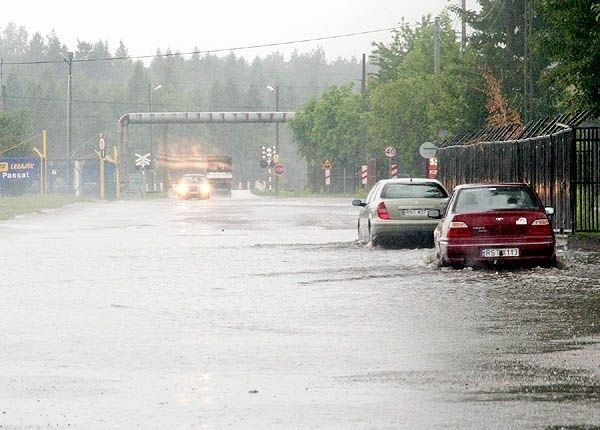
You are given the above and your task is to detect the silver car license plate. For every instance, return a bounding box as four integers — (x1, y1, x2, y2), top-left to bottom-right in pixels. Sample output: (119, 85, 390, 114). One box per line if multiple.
(480, 248, 519, 258)
(402, 209, 427, 216)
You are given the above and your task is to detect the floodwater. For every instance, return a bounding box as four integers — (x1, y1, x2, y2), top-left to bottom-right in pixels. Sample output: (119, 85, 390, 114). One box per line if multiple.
(0, 191, 599, 429)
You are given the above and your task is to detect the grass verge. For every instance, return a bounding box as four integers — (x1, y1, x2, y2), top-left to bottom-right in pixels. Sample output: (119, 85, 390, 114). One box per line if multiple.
(0, 194, 89, 221)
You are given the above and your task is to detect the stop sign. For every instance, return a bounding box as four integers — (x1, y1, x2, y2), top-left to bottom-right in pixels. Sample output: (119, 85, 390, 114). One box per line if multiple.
(273, 163, 285, 176)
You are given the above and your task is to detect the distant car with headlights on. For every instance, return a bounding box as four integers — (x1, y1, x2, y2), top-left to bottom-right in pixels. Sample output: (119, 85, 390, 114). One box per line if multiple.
(172, 174, 212, 200)
(352, 178, 449, 247)
(428, 183, 556, 268)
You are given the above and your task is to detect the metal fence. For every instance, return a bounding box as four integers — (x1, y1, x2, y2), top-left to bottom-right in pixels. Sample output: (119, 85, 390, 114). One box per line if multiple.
(437, 113, 600, 233)
(574, 127, 600, 232)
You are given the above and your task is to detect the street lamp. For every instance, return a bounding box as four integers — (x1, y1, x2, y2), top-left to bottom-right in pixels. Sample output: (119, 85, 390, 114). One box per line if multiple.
(149, 84, 162, 191)
(267, 85, 280, 193)
(64, 51, 74, 193)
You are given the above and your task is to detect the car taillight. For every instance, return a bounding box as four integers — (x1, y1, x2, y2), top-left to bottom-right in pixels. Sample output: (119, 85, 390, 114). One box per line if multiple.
(447, 221, 471, 238)
(377, 202, 390, 220)
(528, 218, 552, 235)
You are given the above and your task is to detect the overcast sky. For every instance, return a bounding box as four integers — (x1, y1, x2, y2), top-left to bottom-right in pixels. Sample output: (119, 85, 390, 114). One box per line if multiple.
(2, 0, 478, 62)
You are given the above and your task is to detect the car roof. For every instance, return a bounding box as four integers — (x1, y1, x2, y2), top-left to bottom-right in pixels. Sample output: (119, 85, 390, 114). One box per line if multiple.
(454, 182, 529, 191)
(375, 178, 446, 186)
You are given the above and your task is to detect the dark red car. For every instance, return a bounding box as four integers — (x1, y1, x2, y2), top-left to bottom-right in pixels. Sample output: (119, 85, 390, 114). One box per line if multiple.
(429, 183, 556, 268)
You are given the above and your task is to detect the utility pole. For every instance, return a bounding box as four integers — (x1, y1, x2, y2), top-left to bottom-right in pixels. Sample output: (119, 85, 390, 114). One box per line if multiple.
(434, 17, 441, 75)
(0, 58, 6, 110)
(361, 53, 367, 162)
(461, 0, 467, 54)
(148, 84, 162, 191)
(267, 84, 280, 193)
(65, 52, 74, 192)
(149, 84, 154, 191)
(523, 0, 533, 123)
(275, 85, 280, 194)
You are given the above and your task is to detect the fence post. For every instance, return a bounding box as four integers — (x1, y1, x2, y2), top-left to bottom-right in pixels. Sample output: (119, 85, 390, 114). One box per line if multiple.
(570, 128, 577, 233)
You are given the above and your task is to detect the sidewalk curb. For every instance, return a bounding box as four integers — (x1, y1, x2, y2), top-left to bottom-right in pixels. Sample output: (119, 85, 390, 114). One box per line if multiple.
(565, 235, 600, 252)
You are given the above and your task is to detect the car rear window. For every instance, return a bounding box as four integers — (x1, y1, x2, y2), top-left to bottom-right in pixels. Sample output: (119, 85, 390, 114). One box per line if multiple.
(455, 187, 541, 212)
(381, 183, 448, 199)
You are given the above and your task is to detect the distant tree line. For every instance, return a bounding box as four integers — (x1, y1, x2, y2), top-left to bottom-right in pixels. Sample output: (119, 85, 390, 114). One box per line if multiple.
(0, 23, 368, 189)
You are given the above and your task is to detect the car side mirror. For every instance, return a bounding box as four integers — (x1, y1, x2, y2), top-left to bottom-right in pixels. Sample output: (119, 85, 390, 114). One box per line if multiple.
(428, 209, 442, 219)
(545, 207, 555, 216)
(352, 199, 366, 207)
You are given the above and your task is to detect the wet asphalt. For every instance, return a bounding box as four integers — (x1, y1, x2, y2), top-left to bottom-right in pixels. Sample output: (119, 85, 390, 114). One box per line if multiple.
(0, 191, 598, 429)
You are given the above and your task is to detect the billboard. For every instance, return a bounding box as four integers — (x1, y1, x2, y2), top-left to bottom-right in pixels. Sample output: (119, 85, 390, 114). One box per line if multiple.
(0, 157, 39, 182)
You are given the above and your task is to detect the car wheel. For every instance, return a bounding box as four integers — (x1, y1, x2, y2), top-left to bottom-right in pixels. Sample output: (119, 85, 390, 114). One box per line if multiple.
(437, 252, 449, 267)
(540, 254, 558, 268)
(368, 224, 378, 246)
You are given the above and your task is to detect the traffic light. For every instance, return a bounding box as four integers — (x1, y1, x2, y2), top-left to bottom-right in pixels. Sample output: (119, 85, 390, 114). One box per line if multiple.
(259, 145, 277, 169)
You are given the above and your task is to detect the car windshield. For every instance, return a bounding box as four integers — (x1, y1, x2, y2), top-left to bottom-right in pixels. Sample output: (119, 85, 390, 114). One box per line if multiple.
(381, 183, 448, 199)
(183, 176, 205, 183)
(455, 187, 541, 212)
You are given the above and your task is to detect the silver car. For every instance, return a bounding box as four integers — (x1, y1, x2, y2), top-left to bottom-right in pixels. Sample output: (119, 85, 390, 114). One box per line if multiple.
(352, 178, 449, 247)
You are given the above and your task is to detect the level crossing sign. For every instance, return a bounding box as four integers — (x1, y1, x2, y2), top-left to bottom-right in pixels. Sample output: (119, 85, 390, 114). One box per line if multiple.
(135, 153, 151, 168)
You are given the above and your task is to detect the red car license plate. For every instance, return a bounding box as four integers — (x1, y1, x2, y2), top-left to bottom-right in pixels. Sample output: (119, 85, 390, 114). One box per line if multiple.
(480, 248, 519, 258)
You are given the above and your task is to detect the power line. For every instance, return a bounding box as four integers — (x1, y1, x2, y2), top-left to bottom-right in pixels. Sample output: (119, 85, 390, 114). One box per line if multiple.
(2, 26, 401, 66)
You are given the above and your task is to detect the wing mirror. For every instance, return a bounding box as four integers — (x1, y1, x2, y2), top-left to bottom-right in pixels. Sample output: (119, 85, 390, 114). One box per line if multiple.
(545, 207, 555, 216)
(352, 199, 366, 207)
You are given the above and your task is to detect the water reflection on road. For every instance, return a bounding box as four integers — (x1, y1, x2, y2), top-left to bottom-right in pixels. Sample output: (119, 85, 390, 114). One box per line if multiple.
(0, 192, 598, 429)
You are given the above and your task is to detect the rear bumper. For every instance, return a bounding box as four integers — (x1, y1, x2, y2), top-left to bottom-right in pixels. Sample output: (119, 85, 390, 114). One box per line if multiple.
(371, 220, 438, 238)
(440, 238, 555, 265)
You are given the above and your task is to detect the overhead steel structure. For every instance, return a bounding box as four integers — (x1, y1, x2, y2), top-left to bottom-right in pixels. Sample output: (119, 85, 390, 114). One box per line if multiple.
(117, 111, 296, 176)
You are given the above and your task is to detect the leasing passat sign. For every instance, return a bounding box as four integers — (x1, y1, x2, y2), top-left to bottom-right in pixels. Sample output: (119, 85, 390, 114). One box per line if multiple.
(0, 158, 39, 181)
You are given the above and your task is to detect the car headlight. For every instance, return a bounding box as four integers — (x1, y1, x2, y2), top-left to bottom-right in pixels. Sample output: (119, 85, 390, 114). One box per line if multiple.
(175, 183, 189, 194)
(200, 182, 211, 194)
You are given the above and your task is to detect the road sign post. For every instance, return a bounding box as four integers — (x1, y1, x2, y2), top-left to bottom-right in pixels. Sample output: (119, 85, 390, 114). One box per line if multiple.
(361, 165, 368, 185)
(99, 134, 106, 199)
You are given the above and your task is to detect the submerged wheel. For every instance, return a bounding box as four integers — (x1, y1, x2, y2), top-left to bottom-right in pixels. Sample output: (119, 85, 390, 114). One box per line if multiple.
(368, 224, 379, 246)
(540, 254, 558, 268)
(437, 252, 449, 268)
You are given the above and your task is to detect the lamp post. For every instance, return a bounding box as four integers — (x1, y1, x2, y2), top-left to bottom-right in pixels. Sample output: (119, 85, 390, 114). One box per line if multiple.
(267, 85, 280, 193)
(149, 84, 162, 191)
(64, 51, 73, 193)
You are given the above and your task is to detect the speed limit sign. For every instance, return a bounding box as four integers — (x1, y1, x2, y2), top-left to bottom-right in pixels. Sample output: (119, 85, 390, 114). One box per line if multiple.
(384, 146, 397, 158)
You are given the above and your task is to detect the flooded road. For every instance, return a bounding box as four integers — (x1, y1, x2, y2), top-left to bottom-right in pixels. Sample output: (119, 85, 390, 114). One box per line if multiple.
(1, 191, 599, 429)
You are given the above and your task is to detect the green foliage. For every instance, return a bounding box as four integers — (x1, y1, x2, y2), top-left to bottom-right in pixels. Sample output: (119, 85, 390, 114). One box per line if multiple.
(290, 85, 362, 190)
(535, 0, 600, 111)
(0, 110, 31, 155)
(289, 0, 600, 183)
(367, 13, 486, 176)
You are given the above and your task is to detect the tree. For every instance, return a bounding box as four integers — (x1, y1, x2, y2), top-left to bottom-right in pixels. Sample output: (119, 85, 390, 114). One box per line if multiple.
(0, 110, 30, 155)
(368, 13, 486, 175)
(535, 0, 600, 110)
(290, 85, 362, 190)
(481, 66, 521, 126)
